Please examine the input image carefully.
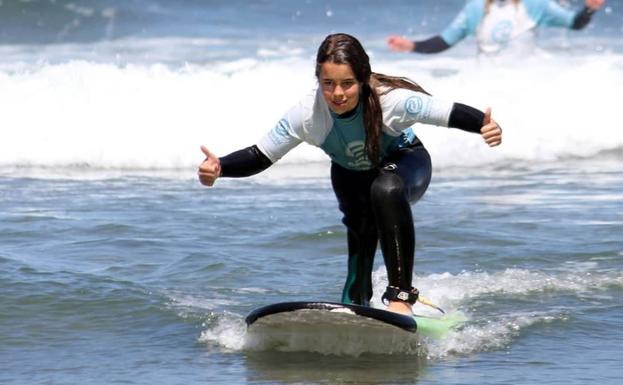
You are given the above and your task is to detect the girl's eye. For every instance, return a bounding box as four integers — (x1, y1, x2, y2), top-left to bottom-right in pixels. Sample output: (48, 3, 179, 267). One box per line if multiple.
(321, 79, 356, 90)
(323, 84, 336, 92)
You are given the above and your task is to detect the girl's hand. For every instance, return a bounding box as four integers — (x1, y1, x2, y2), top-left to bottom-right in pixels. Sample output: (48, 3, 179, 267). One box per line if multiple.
(197, 145, 221, 187)
(481, 107, 502, 147)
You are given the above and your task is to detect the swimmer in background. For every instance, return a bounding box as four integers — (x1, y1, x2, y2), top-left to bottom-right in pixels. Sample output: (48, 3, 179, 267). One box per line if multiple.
(387, 0, 605, 56)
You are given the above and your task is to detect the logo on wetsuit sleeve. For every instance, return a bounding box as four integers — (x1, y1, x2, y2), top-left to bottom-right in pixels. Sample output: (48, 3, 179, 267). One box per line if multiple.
(405, 96, 424, 116)
(268, 119, 292, 145)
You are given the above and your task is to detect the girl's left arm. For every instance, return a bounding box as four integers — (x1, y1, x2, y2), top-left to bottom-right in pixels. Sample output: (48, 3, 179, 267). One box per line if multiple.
(448, 103, 502, 147)
(381, 89, 502, 147)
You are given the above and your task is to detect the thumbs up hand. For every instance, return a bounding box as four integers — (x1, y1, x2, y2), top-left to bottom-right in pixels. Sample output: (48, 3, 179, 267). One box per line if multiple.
(480, 107, 502, 147)
(198, 145, 222, 187)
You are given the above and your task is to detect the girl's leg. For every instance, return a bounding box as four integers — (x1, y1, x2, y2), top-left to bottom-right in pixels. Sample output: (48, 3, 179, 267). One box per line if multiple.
(330, 162, 379, 306)
(370, 142, 432, 309)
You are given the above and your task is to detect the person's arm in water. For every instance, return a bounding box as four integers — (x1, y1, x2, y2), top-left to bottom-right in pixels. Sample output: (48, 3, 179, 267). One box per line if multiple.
(571, 0, 605, 30)
(387, 1, 478, 54)
(387, 35, 451, 54)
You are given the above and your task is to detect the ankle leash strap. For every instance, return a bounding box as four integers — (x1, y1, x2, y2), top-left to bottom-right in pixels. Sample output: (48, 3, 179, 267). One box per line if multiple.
(381, 286, 419, 305)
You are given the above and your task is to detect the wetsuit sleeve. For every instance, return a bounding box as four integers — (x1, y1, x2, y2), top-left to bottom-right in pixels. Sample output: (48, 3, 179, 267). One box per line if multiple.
(448, 103, 484, 134)
(440, 0, 484, 46)
(532, 0, 576, 28)
(440, 10, 470, 47)
(381, 89, 453, 134)
(381, 89, 486, 134)
(219, 145, 273, 178)
(571, 7, 597, 30)
(222, 98, 309, 176)
(256, 115, 304, 163)
(412, 36, 451, 54)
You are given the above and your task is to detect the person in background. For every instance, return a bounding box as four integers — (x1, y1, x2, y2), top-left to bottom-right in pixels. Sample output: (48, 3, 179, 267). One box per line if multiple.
(198, 33, 502, 316)
(387, 0, 605, 55)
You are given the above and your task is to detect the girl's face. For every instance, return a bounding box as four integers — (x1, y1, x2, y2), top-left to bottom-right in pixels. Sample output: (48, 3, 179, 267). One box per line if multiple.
(318, 62, 361, 115)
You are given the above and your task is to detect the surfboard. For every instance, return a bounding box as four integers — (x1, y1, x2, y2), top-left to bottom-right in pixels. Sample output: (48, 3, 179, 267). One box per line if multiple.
(245, 301, 464, 354)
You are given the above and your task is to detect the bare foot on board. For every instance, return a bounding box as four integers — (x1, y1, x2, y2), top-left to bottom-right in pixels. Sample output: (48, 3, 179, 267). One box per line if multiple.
(386, 301, 413, 316)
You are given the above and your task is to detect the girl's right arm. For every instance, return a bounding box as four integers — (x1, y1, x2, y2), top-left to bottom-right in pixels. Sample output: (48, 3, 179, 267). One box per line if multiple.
(198, 110, 304, 187)
(197, 144, 273, 187)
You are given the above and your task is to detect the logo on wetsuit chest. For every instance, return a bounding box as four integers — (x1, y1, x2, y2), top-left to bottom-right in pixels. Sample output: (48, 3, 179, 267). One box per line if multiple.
(345, 140, 371, 169)
(491, 20, 513, 44)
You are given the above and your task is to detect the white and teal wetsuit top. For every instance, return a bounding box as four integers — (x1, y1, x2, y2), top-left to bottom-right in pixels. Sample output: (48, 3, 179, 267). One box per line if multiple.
(442, 0, 577, 54)
(257, 87, 454, 171)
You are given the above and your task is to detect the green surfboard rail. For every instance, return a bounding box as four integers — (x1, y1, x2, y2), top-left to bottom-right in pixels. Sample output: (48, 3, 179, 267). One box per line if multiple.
(413, 312, 467, 339)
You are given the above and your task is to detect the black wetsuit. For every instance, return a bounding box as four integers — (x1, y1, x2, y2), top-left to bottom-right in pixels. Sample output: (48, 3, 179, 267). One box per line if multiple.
(331, 140, 431, 305)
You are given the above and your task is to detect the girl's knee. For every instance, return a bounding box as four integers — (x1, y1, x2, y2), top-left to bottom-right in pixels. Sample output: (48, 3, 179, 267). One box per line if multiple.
(371, 172, 405, 202)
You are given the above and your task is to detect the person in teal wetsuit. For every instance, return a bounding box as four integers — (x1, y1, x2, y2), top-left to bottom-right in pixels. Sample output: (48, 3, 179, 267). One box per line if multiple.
(198, 33, 502, 315)
(387, 0, 605, 55)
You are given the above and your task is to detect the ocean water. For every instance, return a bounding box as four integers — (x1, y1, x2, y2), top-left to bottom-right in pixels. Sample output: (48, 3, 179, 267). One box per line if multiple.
(1, 1, 622, 384)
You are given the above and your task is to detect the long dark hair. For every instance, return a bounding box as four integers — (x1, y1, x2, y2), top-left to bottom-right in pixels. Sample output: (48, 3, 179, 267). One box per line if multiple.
(315, 33, 430, 165)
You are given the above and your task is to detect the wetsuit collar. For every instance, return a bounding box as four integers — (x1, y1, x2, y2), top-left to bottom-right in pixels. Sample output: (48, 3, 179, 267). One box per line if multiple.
(331, 101, 362, 121)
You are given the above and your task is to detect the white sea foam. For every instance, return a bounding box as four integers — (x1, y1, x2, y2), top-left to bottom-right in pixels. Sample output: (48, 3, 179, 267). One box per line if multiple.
(198, 266, 622, 357)
(199, 314, 248, 351)
(1, 52, 621, 175)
